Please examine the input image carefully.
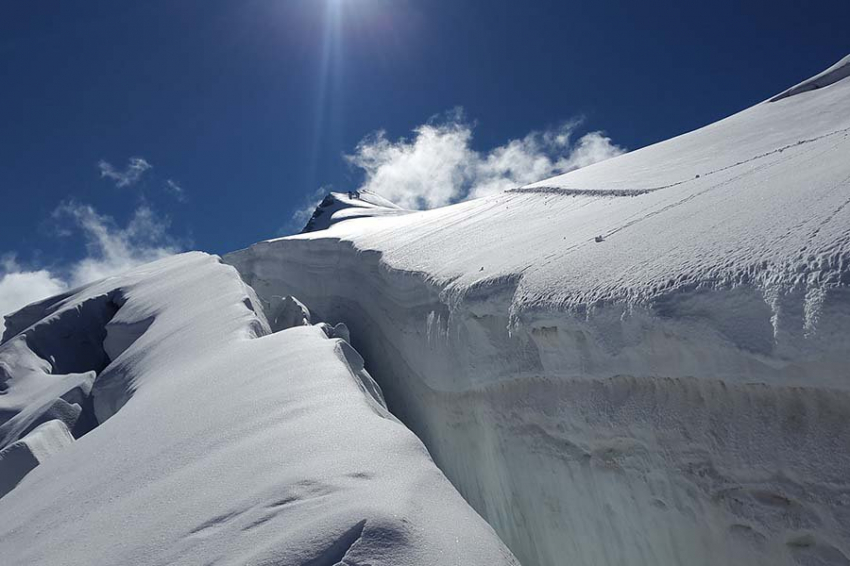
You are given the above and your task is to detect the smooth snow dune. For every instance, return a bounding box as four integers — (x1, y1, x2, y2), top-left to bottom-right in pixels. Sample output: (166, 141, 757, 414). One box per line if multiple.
(227, 57, 850, 566)
(0, 252, 517, 566)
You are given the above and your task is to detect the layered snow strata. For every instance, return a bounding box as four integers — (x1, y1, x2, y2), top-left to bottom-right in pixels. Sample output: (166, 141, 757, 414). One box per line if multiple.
(0, 252, 517, 566)
(226, 58, 850, 566)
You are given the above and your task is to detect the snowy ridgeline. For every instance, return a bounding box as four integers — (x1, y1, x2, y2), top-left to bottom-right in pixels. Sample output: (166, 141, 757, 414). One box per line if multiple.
(0, 253, 517, 565)
(226, 58, 850, 566)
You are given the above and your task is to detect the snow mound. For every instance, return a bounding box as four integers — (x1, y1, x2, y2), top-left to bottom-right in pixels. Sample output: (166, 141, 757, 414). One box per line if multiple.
(227, 56, 850, 566)
(770, 54, 850, 102)
(301, 190, 408, 233)
(0, 420, 73, 498)
(0, 252, 517, 566)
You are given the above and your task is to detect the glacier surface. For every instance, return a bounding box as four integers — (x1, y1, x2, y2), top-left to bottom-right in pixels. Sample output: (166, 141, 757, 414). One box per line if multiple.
(226, 57, 850, 566)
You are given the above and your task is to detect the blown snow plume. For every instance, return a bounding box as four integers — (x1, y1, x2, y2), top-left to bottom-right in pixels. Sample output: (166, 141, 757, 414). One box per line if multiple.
(344, 112, 624, 210)
(228, 55, 850, 566)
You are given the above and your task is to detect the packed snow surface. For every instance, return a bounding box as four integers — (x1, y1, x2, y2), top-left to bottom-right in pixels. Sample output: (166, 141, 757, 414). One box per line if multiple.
(0, 253, 517, 565)
(227, 58, 850, 566)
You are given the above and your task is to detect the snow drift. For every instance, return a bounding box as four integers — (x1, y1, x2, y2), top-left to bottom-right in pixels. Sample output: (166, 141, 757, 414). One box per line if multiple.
(226, 56, 850, 566)
(0, 253, 517, 565)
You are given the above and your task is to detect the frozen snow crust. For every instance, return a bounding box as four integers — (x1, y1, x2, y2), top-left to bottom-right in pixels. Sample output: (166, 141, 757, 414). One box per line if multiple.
(0, 253, 517, 565)
(226, 60, 850, 566)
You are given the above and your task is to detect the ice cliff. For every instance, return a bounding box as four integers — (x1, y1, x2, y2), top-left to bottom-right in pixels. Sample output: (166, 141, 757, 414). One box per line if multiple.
(225, 56, 850, 566)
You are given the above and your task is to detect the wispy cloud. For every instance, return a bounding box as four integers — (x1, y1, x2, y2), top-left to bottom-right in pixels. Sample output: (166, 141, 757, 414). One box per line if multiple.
(344, 109, 625, 209)
(1, 203, 183, 331)
(165, 179, 187, 202)
(98, 157, 153, 188)
(54, 202, 181, 287)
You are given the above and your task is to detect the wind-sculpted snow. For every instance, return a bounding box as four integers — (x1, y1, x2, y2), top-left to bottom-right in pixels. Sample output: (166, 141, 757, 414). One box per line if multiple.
(227, 58, 850, 566)
(0, 252, 517, 566)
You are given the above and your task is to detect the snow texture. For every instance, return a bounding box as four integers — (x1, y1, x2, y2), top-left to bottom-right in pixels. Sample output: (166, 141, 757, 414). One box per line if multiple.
(226, 58, 850, 566)
(0, 253, 516, 566)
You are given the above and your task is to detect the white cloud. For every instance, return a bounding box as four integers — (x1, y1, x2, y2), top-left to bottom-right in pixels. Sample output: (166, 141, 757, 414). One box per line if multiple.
(54, 202, 180, 287)
(344, 110, 625, 209)
(1, 204, 181, 331)
(165, 179, 187, 202)
(346, 116, 475, 210)
(0, 256, 68, 335)
(98, 157, 152, 188)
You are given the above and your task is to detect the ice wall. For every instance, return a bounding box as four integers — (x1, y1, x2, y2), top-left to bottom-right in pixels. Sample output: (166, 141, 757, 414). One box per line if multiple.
(226, 237, 850, 566)
(226, 58, 850, 566)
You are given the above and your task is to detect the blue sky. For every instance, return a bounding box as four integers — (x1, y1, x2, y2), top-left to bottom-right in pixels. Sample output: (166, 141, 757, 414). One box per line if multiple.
(1, 0, 849, 318)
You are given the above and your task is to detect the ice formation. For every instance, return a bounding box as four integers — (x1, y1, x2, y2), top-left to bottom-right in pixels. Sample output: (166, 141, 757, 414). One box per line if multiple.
(0, 253, 516, 565)
(226, 56, 850, 566)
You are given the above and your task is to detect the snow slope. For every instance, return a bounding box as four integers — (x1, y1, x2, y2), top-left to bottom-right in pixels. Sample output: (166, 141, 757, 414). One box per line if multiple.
(227, 56, 850, 566)
(0, 253, 517, 565)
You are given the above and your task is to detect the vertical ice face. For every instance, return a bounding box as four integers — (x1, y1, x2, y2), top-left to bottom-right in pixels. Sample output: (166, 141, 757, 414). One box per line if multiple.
(226, 57, 850, 566)
(0, 252, 518, 566)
